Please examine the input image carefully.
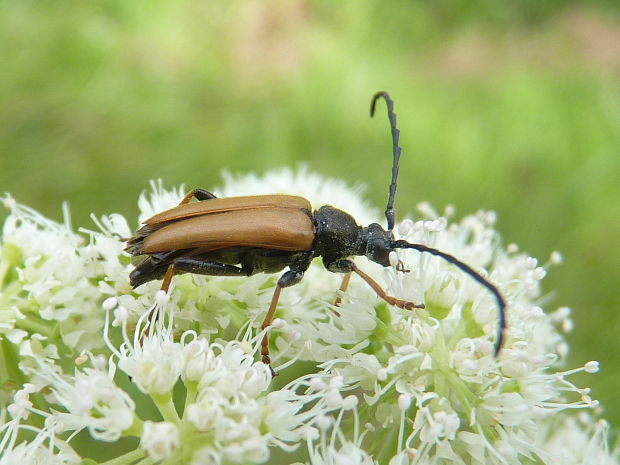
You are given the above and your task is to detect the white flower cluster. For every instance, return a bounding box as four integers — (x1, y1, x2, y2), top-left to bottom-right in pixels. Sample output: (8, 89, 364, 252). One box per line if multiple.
(0, 169, 617, 464)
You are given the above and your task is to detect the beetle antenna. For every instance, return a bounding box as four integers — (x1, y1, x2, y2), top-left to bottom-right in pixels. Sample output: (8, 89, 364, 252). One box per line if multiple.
(392, 240, 507, 356)
(371, 91, 401, 232)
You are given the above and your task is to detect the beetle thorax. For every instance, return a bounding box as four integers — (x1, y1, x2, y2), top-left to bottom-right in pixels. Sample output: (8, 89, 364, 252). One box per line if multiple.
(313, 205, 365, 264)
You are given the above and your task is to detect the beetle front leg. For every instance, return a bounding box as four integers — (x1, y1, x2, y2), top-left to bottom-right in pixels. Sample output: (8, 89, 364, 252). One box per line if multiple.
(261, 269, 304, 376)
(179, 188, 217, 205)
(331, 259, 424, 310)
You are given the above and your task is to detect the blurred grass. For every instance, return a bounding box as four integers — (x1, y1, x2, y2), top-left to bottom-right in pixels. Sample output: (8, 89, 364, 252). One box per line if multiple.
(1, 0, 619, 434)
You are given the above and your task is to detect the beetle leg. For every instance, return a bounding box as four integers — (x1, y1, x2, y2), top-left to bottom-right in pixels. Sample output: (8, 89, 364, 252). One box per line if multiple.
(261, 269, 305, 376)
(262, 286, 282, 377)
(332, 272, 352, 314)
(141, 263, 177, 340)
(333, 260, 424, 310)
(171, 258, 248, 276)
(141, 259, 246, 341)
(179, 188, 217, 205)
(161, 263, 176, 293)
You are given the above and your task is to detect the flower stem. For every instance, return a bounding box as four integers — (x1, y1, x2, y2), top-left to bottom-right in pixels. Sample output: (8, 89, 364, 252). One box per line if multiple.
(15, 314, 55, 337)
(184, 382, 197, 409)
(98, 448, 145, 465)
(152, 393, 180, 424)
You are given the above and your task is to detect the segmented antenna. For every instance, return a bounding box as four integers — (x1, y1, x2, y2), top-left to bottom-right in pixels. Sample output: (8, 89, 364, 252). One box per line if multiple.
(392, 240, 507, 355)
(370, 91, 401, 232)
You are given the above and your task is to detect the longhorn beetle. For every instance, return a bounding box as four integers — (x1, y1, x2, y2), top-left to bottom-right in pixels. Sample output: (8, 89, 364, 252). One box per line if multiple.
(126, 91, 506, 374)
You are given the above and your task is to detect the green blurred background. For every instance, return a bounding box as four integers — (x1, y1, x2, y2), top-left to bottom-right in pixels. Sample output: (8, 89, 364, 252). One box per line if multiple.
(1, 0, 619, 429)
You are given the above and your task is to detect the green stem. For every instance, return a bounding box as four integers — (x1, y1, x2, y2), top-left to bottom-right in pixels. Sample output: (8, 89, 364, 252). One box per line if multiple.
(180, 383, 198, 463)
(0, 338, 53, 414)
(184, 383, 197, 413)
(0, 337, 22, 384)
(15, 315, 55, 337)
(375, 420, 400, 464)
(0, 280, 22, 302)
(373, 318, 406, 347)
(152, 393, 180, 424)
(0, 258, 10, 287)
(98, 448, 144, 465)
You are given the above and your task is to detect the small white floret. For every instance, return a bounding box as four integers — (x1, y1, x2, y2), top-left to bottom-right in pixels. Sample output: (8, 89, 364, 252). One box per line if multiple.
(8, 384, 36, 420)
(102, 297, 118, 311)
(342, 395, 359, 410)
(289, 329, 301, 342)
(584, 361, 600, 374)
(1, 194, 17, 209)
(557, 342, 569, 358)
(316, 415, 332, 430)
(330, 375, 344, 389)
(112, 305, 129, 326)
(398, 393, 411, 411)
(325, 389, 343, 409)
(550, 251, 563, 264)
(240, 341, 253, 354)
(155, 290, 170, 306)
(140, 421, 180, 461)
(397, 219, 413, 236)
(525, 257, 538, 269)
(309, 377, 326, 391)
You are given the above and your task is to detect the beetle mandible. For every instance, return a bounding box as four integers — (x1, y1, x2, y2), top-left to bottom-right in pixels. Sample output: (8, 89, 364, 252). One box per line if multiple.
(126, 91, 506, 374)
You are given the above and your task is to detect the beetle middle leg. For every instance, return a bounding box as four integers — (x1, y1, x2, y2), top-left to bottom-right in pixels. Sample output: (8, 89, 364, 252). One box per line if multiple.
(332, 272, 352, 315)
(261, 269, 304, 376)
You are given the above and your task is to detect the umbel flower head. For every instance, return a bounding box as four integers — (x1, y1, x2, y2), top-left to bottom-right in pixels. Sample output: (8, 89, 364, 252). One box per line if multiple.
(0, 167, 617, 464)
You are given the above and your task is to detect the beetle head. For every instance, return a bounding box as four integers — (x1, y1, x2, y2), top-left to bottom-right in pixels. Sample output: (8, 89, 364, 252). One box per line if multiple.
(365, 223, 394, 267)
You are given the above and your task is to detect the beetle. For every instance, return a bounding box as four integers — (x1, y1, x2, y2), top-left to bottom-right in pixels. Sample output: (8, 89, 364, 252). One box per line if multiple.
(126, 91, 506, 374)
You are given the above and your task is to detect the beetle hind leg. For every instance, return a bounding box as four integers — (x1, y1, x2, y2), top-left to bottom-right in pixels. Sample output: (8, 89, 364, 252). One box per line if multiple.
(171, 258, 248, 277)
(179, 188, 217, 205)
(161, 263, 176, 293)
(140, 259, 246, 339)
(140, 263, 176, 341)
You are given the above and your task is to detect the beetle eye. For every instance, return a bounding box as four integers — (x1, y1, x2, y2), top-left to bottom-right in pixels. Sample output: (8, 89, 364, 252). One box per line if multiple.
(367, 244, 390, 267)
